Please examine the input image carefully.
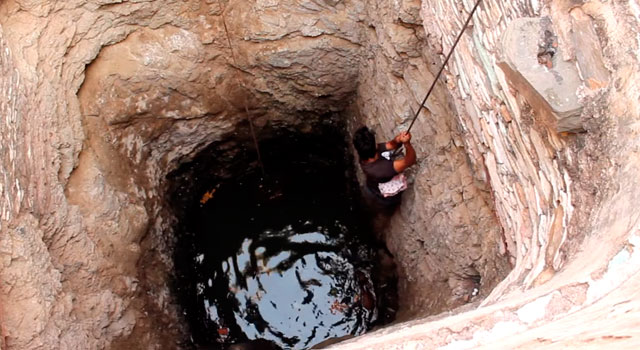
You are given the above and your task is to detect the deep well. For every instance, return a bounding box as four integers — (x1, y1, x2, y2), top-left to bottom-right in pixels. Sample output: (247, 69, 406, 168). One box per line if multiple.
(1, 0, 640, 349)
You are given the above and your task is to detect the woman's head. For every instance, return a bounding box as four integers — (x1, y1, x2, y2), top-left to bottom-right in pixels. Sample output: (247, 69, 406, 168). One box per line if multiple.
(353, 126, 377, 160)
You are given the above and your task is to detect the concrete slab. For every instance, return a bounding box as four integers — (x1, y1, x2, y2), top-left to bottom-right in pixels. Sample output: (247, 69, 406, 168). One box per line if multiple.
(498, 17, 584, 133)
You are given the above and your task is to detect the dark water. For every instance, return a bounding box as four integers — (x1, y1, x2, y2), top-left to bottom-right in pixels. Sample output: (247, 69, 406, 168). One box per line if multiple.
(169, 125, 395, 349)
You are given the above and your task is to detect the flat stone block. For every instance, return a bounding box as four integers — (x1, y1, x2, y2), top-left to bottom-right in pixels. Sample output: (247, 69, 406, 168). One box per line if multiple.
(498, 17, 584, 133)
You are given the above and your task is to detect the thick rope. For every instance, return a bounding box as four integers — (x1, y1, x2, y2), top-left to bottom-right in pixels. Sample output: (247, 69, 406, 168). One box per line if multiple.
(405, 0, 482, 134)
(221, 9, 265, 176)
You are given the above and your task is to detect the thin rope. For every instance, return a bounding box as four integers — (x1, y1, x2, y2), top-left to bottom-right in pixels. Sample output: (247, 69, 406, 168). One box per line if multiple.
(405, 0, 482, 134)
(222, 9, 265, 176)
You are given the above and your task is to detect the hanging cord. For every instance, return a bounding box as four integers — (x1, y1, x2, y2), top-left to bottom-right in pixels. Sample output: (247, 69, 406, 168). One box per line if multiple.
(403, 0, 482, 135)
(221, 9, 265, 176)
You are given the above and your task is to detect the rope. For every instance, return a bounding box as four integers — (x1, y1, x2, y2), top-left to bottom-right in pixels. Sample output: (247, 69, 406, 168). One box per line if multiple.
(404, 0, 482, 134)
(221, 8, 265, 176)
(220, 0, 481, 169)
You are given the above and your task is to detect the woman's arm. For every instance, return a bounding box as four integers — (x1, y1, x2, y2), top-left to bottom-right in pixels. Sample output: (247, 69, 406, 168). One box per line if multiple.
(383, 133, 406, 151)
(392, 132, 417, 172)
(383, 139, 400, 151)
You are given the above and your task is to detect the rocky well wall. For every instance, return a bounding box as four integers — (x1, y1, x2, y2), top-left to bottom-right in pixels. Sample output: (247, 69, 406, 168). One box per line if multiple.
(334, 0, 640, 348)
(0, 0, 639, 349)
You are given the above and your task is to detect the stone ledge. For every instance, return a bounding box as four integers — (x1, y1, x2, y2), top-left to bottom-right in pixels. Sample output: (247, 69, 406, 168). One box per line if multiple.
(498, 17, 584, 133)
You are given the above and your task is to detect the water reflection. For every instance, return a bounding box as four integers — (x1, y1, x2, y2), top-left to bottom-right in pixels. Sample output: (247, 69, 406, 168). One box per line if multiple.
(195, 224, 374, 349)
(169, 128, 394, 349)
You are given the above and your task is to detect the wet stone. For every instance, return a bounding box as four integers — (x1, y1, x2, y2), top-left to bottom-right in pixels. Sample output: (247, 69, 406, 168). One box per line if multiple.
(168, 125, 397, 349)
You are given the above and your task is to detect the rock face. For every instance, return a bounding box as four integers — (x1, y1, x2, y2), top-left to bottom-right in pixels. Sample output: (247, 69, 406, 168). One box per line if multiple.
(352, 0, 509, 318)
(0, 0, 639, 350)
(333, 0, 640, 348)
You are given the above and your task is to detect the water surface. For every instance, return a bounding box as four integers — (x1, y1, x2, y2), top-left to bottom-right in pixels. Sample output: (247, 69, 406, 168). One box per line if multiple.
(170, 127, 393, 349)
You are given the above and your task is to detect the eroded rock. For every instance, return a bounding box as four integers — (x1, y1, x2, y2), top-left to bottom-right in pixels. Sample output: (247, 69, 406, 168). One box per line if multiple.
(0, 0, 639, 349)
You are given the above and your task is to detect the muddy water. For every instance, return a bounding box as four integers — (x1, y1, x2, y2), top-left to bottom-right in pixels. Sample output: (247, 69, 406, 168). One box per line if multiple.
(170, 125, 396, 349)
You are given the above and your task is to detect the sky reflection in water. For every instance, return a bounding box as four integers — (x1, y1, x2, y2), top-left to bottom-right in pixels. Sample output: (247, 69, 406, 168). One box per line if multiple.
(196, 225, 373, 349)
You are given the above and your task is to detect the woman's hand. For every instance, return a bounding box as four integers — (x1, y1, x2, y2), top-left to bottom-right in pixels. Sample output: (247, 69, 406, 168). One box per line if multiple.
(394, 131, 412, 144)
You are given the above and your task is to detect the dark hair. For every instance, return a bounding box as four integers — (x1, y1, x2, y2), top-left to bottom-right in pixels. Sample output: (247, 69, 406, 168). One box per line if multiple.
(353, 126, 377, 160)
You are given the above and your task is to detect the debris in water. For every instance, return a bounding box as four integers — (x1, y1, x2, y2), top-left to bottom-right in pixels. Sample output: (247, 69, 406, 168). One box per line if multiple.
(200, 188, 217, 204)
(170, 128, 398, 349)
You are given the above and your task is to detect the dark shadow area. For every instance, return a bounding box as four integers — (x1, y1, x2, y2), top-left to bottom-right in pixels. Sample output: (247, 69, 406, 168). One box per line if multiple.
(167, 118, 398, 349)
